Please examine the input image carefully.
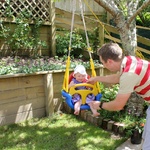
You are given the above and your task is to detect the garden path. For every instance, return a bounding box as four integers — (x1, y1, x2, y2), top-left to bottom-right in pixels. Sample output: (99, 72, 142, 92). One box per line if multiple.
(116, 138, 142, 150)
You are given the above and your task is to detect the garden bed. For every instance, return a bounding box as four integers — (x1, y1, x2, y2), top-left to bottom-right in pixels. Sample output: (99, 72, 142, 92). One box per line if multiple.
(0, 57, 105, 126)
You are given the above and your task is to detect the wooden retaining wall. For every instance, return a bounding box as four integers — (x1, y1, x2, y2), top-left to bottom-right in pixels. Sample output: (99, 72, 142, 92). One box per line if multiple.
(0, 66, 112, 126)
(0, 73, 54, 126)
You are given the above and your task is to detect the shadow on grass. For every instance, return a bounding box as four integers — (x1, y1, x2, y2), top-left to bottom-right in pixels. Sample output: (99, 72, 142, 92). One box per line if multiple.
(0, 113, 127, 150)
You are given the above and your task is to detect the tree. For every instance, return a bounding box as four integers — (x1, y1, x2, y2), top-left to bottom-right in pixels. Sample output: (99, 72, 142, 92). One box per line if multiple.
(94, 0, 150, 55)
(137, 0, 150, 27)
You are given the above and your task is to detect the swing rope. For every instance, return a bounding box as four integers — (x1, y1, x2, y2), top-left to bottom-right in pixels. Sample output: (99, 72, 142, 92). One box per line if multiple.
(62, 0, 76, 92)
(68, 0, 76, 53)
(79, 0, 91, 55)
(62, 0, 101, 94)
(79, 0, 100, 93)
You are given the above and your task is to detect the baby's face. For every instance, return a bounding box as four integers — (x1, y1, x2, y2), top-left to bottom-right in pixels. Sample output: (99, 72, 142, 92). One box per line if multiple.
(74, 72, 86, 82)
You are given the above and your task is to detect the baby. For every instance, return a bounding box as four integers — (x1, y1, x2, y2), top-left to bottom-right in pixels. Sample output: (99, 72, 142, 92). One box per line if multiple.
(69, 65, 100, 117)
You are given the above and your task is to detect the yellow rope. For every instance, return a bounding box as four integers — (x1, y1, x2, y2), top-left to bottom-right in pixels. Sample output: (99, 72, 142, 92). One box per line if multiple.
(135, 49, 145, 59)
(83, 0, 145, 60)
(83, 0, 117, 43)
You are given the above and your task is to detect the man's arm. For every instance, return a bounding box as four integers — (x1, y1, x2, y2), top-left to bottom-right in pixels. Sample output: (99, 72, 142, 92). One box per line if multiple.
(92, 93, 131, 111)
(87, 74, 120, 84)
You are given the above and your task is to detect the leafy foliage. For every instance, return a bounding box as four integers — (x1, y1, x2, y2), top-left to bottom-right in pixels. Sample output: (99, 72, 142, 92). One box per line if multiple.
(0, 10, 47, 57)
(136, 0, 150, 27)
(125, 115, 146, 136)
(56, 28, 100, 59)
(56, 30, 86, 57)
(99, 83, 146, 136)
(101, 84, 119, 101)
(0, 56, 101, 75)
(99, 84, 122, 121)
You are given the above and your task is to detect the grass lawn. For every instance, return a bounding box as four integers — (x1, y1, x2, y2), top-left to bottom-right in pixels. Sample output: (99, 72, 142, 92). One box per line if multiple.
(0, 113, 127, 150)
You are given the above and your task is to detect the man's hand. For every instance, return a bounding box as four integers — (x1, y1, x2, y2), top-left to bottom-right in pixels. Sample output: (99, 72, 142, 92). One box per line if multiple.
(91, 101, 101, 110)
(86, 77, 97, 84)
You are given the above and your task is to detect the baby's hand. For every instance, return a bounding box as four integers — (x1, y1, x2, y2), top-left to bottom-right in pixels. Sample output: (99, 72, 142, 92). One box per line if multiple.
(69, 82, 75, 88)
(86, 87, 92, 90)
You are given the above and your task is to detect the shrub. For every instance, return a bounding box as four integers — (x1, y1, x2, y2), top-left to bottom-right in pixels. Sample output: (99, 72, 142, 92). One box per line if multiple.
(56, 28, 100, 59)
(0, 10, 47, 57)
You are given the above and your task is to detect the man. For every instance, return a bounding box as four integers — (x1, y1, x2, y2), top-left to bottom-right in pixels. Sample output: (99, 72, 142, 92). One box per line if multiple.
(87, 42, 150, 150)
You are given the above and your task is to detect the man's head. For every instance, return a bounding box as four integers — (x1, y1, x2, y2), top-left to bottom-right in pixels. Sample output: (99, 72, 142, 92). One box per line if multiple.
(97, 43, 124, 72)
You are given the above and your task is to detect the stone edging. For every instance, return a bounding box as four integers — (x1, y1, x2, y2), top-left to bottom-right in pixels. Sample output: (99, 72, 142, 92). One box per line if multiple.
(62, 101, 126, 136)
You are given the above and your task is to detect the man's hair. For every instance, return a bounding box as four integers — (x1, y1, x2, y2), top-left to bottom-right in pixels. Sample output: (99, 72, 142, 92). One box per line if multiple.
(97, 43, 124, 62)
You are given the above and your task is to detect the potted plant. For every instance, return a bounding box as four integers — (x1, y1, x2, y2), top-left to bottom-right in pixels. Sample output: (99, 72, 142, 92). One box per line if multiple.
(127, 117, 146, 144)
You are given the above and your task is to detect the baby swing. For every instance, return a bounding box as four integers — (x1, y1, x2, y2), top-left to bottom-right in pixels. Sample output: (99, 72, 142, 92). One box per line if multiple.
(61, 0, 102, 110)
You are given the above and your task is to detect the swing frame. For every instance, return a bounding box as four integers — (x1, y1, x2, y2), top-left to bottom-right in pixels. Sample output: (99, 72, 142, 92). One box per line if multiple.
(61, 0, 102, 110)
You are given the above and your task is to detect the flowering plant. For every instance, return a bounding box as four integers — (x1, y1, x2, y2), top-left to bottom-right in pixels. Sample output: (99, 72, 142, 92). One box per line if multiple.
(134, 118, 145, 133)
(125, 116, 146, 136)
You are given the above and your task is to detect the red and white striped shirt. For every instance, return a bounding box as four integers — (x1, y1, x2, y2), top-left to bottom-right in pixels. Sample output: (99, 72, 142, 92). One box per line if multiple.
(118, 56, 150, 101)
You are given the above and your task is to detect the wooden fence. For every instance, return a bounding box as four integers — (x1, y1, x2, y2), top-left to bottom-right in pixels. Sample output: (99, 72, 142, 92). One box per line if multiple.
(0, 0, 56, 57)
(55, 0, 105, 14)
(55, 8, 150, 57)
